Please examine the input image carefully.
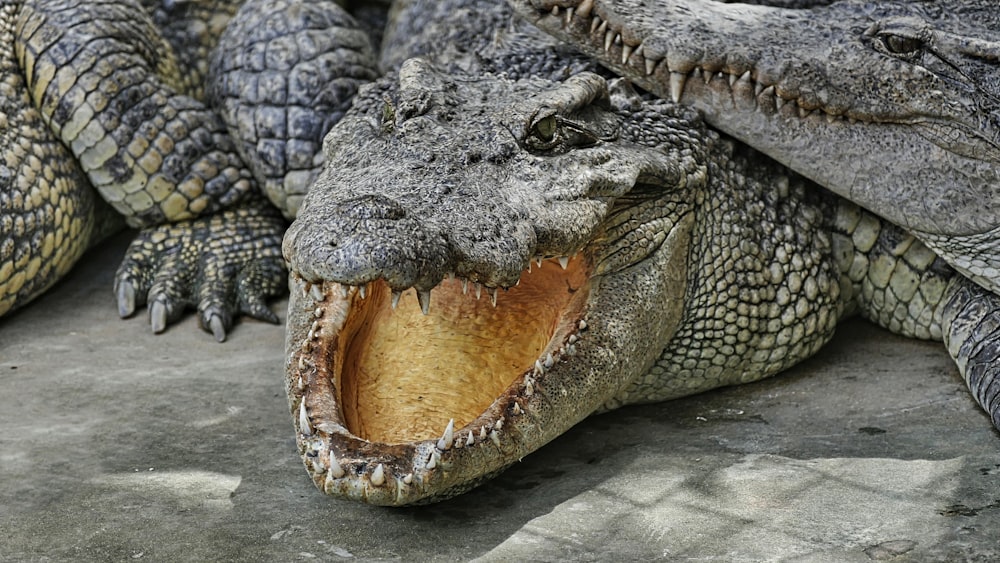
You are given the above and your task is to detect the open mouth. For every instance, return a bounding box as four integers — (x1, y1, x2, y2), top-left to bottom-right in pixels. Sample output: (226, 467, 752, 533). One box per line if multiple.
(288, 254, 594, 502)
(330, 256, 591, 444)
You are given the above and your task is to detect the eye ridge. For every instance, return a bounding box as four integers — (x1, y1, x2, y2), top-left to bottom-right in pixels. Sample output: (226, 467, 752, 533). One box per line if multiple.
(880, 33, 924, 56)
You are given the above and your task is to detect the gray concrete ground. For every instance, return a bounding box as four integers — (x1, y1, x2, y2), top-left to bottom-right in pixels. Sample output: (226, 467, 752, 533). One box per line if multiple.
(1, 232, 998, 562)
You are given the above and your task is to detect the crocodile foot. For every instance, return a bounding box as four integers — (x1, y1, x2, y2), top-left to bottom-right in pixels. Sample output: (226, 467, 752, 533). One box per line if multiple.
(114, 196, 287, 341)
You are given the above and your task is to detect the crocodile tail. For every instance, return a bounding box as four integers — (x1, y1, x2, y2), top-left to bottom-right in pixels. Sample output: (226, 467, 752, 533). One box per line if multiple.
(941, 276, 1000, 431)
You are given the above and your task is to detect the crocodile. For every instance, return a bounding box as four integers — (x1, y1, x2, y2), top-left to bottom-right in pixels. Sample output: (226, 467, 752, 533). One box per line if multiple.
(2, 0, 998, 506)
(282, 0, 1000, 505)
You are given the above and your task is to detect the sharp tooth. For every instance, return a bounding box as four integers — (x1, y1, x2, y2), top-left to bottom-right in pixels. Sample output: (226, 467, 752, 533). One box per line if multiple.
(558, 256, 570, 269)
(489, 287, 498, 307)
(339, 284, 349, 299)
(534, 359, 544, 375)
(525, 378, 535, 396)
(462, 279, 469, 294)
(564, 6, 574, 25)
(489, 429, 501, 446)
(297, 375, 304, 389)
(465, 432, 475, 446)
(597, 19, 607, 35)
(427, 452, 437, 469)
(513, 402, 523, 415)
(551, 5, 560, 16)
(299, 401, 312, 436)
(475, 283, 482, 300)
(578, 0, 594, 18)
(495, 417, 504, 430)
(403, 473, 413, 485)
(604, 30, 615, 52)
(536, 257, 543, 268)
(358, 284, 366, 299)
(310, 284, 324, 302)
(437, 419, 455, 450)
(645, 57, 658, 76)
(313, 307, 323, 318)
(544, 353, 555, 369)
(328, 452, 345, 478)
(621, 43, 633, 64)
(297, 356, 308, 371)
(591, 15, 602, 33)
(669, 72, 687, 103)
(391, 290, 402, 309)
(479, 426, 487, 440)
(578, 319, 588, 330)
(370, 463, 385, 486)
(417, 289, 431, 315)
(568, 334, 579, 344)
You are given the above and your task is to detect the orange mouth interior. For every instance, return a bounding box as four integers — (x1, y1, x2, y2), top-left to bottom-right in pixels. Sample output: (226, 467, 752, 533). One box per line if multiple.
(334, 258, 590, 444)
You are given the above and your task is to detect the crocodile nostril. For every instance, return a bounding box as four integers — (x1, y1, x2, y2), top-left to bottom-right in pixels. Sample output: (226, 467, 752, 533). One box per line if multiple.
(340, 194, 407, 221)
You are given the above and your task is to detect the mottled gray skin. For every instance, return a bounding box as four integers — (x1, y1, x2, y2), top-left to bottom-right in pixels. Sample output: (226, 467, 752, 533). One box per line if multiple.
(282, 0, 998, 506)
(512, 0, 1000, 294)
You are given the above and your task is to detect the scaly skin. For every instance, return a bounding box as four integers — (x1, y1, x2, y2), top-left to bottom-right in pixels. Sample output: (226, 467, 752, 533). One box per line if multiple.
(0, 0, 118, 317)
(282, 0, 981, 505)
(209, 0, 380, 219)
(511, 0, 1000, 295)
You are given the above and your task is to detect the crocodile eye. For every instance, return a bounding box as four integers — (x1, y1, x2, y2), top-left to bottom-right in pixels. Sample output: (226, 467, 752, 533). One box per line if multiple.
(533, 114, 558, 142)
(879, 33, 924, 57)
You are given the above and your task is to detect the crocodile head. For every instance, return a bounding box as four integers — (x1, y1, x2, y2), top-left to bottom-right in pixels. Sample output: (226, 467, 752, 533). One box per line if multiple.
(513, 0, 1000, 289)
(282, 58, 707, 505)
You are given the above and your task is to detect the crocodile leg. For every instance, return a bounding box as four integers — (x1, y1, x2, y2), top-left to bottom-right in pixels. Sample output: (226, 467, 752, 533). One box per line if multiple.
(942, 276, 1000, 431)
(15, 0, 254, 228)
(115, 193, 287, 341)
(209, 0, 379, 219)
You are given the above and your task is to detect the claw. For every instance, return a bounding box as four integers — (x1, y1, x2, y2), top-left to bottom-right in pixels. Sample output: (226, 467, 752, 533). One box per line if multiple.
(150, 301, 167, 334)
(208, 314, 227, 342)
(116, 281, 136, 318)
(243, 296, 279, 324)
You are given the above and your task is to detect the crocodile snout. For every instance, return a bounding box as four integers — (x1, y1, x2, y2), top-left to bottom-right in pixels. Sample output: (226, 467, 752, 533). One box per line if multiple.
(283, 193, 451, 292)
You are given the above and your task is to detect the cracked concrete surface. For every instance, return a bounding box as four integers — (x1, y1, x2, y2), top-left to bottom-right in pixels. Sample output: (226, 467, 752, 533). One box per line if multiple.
(1, 233, 998, 561)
